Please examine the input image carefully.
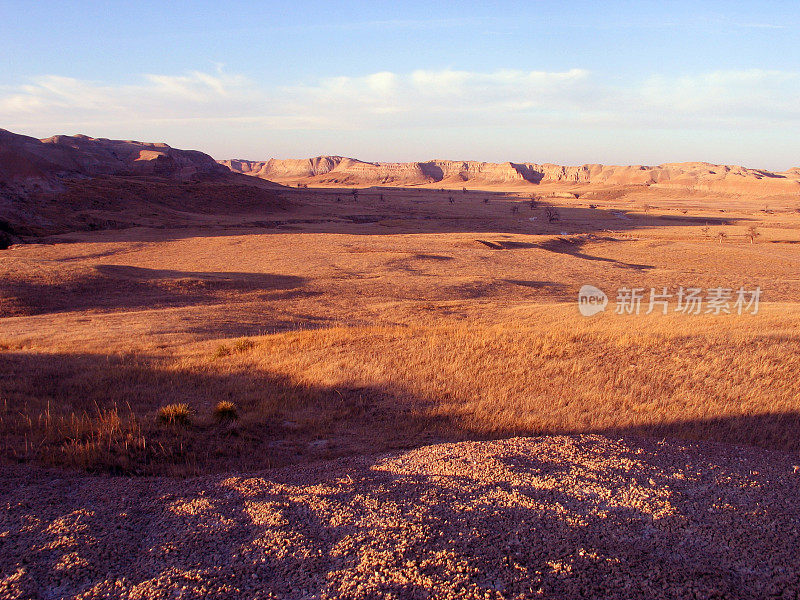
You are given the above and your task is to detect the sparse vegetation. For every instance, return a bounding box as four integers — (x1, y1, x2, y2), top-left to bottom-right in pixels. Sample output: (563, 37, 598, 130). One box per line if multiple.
(233, 338, 256, 353)
(213, 338, 256, 358)
(545, 206, 561, 223)
(213, 343, 233, 358)
(157, 403, 192, 427)
(746, 225, 761, 244)
(214, 401, 238, 422)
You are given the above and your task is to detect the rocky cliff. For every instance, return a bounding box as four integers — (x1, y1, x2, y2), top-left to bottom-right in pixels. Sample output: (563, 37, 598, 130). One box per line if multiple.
(222, 156, 800, 194)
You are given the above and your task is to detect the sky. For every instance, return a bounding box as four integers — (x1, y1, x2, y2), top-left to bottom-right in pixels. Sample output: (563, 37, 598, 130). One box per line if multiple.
(1, 0, 798, 169)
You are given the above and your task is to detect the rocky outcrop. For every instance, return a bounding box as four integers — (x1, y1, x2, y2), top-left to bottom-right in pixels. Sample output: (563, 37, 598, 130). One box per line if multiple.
(0, 129, 284, 239)
(0, 129, 229, 193)
(223, 155, 800, 194)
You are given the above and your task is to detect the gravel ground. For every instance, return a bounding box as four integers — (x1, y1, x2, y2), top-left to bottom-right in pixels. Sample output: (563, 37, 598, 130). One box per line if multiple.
(1, 434, 799, 599)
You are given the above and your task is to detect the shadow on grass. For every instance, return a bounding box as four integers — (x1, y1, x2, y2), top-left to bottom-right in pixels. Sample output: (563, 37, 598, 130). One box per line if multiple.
(2, 349, 799, 477)
(0, 267, 308, 316)
(478, 236, 653, 270)
(21, 187, 743, 244)
(0, 350, 443, 475)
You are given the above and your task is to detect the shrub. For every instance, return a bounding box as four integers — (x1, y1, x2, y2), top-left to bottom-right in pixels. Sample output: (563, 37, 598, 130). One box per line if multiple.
(213, 338, 256, 359)
(157, 403, 191, 426)
(546, 207, 561, 223)
(213, 344, 232, 358)
(233, 338, 256, 353)
(214, 401, 238, 422)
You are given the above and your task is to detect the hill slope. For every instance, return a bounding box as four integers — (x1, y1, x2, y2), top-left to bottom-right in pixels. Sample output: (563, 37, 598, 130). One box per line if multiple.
(0, 129, 284, 240)
(0, 129, 230, 192)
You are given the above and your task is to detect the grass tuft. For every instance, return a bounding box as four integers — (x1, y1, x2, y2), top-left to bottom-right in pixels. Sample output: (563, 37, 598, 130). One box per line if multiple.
(214, 400, 238, 422)
(157, 403, 192, 426)
(212, 338, 256, 359)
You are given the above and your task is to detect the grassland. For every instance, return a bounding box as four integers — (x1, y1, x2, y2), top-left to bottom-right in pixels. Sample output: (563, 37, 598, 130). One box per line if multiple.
(1, 184, 799, 474)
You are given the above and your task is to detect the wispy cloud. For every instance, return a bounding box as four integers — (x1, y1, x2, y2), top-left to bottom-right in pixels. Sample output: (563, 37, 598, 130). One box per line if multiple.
(1, 66, 798, 136)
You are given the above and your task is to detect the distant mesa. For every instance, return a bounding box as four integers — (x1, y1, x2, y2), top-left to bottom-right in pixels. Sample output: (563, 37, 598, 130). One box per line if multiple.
(2, 127, 797, 195)
(2, 126, 799, 242)
(220, 155, 800, 194)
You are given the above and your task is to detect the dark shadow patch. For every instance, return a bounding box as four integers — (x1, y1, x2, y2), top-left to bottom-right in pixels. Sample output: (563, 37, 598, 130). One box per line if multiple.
(503, 279, 569, 292)
(0, 267, 307, 316)
(413, 253, 454, 261)
(536, 237, 653, 270)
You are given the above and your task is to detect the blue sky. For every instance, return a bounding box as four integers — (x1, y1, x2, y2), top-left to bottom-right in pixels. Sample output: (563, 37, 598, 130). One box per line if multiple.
(1, 1, 798, 168)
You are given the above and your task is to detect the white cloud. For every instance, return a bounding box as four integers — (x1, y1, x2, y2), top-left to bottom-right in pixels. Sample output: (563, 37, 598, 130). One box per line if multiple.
(639, 69, 800, 120)
(0, 66, 798, 146)
(284, 68, 593, 118)
(0, 69, 270, 124)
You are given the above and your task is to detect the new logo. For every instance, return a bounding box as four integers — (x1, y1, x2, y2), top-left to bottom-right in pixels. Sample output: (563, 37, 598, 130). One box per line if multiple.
(578, 285, 608, 317)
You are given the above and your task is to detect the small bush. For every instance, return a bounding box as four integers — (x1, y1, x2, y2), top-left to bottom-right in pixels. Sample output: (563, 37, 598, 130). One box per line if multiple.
(213, 344, 232, 358)
(233, 338, 256, 353)
(157, 403, 192, 426)
(214, 401, 238, 422)
(212, 338, 256, 359)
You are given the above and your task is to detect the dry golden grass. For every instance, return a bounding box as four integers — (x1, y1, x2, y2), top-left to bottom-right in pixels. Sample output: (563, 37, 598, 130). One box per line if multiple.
(213, 400, 238, 422)
(2, 305, 799, 474)
(2, 185, 800, 474)
(157, 403, 192, 426)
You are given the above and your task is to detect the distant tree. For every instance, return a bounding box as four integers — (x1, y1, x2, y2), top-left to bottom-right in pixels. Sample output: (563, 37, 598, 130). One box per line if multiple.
(746, 225, 761, 244)
(717, 231, 728, 244)
(449, 197, 455, 204)
(546, 207, 561, 223)
(463, 187, 468, 194)
(642, 204, 652, 215)
(701, 223, 710, 238)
